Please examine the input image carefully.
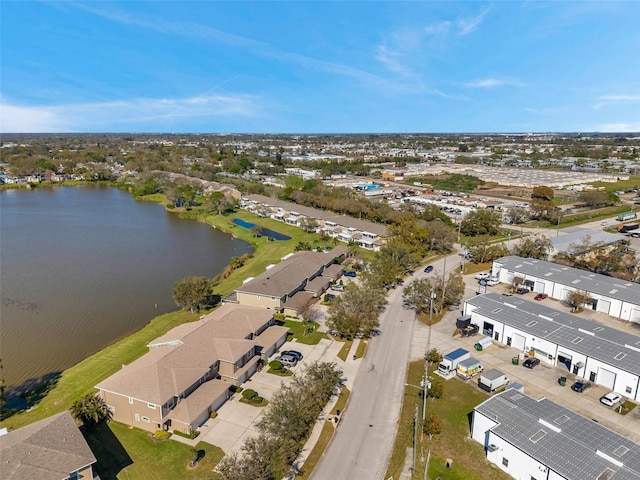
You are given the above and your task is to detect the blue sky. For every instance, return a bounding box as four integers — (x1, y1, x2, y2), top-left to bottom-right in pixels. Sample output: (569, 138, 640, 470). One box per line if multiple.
(1, 1, 639, 133)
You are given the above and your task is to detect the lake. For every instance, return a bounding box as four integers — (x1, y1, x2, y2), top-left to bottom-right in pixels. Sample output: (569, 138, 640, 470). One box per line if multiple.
(0, 185, 252, 391)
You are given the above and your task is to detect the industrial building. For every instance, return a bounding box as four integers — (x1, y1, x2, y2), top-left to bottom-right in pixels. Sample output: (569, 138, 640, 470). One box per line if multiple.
(492, 256, 640, 323)
(463, 293, 640, 402)
(472, 389, 640, 480)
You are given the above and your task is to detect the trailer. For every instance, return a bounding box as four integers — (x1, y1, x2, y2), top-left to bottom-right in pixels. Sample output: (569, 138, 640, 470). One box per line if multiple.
(437, 348, 470, 376)
(478, 369, 509, 392)
(457, 315, 480, 337)
(457, 357, 483, 379)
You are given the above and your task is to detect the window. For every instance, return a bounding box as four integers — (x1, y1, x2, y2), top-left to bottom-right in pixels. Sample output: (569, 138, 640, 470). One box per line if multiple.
(167, 399, 174, 409)
(246, 350, 253, 360)
(626, 386, 633, 394)
(142, 416, 150, 422)
(128, 397, 133, 404)
(148, 403, 156, 409)
(135, 413, 140, 421)
(502, 458, 509, 467)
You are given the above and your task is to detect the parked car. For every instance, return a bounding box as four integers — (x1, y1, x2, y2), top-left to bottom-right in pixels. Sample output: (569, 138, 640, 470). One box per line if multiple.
(522, 358, 540, 369)
(277, 354, 298, 367)
(600, 391, 622, 407)
(343, 271, 357, 278)
(331, 284, 344, 291)
(486, 279, 500, 287)
(516, 287, 530, 295)
(571, 380, 592, 393)
(281, 350, 303, 362)
(601, 221, 608, 226)
(534, 293, 548, 301)
(475, 272, 491, 280)
(424, 265, 434, 273)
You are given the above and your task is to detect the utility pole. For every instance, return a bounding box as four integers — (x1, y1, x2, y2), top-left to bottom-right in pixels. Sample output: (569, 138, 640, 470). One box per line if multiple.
(413, 405, 418, 476)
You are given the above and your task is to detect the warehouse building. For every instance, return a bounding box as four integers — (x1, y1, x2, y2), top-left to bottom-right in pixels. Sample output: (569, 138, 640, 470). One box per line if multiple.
(472, 389, 640, 480)
(492, 256, 640, 323)
(463, 293, 640, 402)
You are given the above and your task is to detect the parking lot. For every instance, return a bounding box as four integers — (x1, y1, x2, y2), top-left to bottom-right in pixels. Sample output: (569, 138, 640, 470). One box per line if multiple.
(414, 273, 640, 442)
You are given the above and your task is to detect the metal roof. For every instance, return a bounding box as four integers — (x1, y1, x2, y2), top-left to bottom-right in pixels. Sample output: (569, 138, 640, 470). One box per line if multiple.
(465, 293, 640, 376)
(494, 256, 640, 306)
(475, 389, 640, 480)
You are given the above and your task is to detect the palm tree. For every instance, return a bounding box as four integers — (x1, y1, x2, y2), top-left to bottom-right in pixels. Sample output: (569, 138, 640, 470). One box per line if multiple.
(70, 393, 112, 428)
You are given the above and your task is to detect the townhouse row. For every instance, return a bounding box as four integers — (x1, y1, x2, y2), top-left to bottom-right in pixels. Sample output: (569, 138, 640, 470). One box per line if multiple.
(239, 194, 387, 250)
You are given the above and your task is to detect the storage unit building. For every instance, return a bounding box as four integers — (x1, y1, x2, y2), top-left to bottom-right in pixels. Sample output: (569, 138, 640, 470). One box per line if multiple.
(492, 256, 640, 323)
(472, 389, 640, 480)
(464, 293, 640, 402)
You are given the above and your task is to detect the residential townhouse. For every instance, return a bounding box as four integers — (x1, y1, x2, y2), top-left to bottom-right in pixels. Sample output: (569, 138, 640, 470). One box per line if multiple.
(239, 194, 387, 250)
(231, 247, 348, 316)
(96, 304, 288, 434)
(493, 256, 640, 322)
(0, 411, 97, 480)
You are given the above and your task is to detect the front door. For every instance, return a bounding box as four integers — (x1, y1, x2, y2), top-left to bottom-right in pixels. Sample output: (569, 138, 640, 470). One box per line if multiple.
(589, 371, 597, 382)
(573, 365, 580, 375)
(506, 337, 512, 346)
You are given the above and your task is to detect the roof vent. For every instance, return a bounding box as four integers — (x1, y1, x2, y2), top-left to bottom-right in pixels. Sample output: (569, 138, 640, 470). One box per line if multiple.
(614, 352, 627, 361)
(530, 430, 547, 443)
(571, 337, 584, 344)
(555, 415, 569, 424)
(613, 445, 629, 457)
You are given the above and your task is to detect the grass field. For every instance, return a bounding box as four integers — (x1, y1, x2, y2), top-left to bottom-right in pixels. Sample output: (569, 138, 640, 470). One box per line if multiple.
(84, 421, 224, 480)
(385, 361, 512, 480)
(283, 319, 326, 345)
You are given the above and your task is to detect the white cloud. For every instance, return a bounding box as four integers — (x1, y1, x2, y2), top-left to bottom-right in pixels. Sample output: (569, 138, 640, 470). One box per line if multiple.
(0, 93, 260, 133)
(457, 6, 492, 36)
(424, 20, 452, 37)
(594, 122, 640, 132)
(593, 94, 640, 110)
(463, 77, 526, 88)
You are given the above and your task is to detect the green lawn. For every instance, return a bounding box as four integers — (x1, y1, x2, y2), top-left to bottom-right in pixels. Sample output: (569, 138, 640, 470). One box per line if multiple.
(337, 340, 353, 361)
(591, 176, 640, 193)
(283, 319, 326, 345)
(84, 421, 224, 480)
(385, 361, 511, 480)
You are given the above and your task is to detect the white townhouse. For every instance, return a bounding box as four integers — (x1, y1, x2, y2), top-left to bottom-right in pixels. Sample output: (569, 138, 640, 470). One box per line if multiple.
(472, 389, 640, 480)
(239, 194, 387, 250)
(492, 256, 640, 323)
(464, 293, 640, 402)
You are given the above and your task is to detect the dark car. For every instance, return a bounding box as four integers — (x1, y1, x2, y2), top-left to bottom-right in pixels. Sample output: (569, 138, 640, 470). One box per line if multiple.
(522, 358, 540, 369)
(516, 287, 530, 295)
(424, 265, 434, 273)
(571, 380, 592, 393)
(281, 350, 303, 362)
(343, 271, 357, 278)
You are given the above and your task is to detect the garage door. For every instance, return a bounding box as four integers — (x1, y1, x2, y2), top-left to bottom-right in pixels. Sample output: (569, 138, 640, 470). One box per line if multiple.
(631, 308, 640, 323)
(512, 333, 526, 351)
(561, 289, 571, 301)
(597, 299, 611, 315)
(557, 352, 572, 371)
(598, 368, 616, 389)
(535, 281, 545, 292)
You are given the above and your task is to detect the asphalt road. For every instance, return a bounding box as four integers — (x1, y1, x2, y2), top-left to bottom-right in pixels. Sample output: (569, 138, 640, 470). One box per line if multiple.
(311, 258, 450, 480)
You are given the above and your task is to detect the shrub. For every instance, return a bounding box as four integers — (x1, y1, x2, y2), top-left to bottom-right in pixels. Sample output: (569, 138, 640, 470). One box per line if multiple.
(173, 429, 200, 440)
(269, 360, 283, 371)
(229, 385, 243, 394)
(210, 411, 217, 419)
(154, 430, 171, 440)
(273, 313, 285, 321)
(242, 389, 257, 400)
(252, 396, 264, 404)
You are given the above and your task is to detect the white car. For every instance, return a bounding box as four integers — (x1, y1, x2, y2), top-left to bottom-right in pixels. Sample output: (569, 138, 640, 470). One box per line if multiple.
(475, 272, 491, 280)
(486, 279, 500, 287)
(600, 392, 622, 407)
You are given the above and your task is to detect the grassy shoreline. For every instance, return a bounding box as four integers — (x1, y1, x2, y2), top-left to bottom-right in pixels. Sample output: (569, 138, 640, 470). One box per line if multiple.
(0, 193, 325, 431)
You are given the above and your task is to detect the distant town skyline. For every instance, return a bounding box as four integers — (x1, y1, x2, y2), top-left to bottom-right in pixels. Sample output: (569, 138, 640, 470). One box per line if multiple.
(2, 1, 639, 134)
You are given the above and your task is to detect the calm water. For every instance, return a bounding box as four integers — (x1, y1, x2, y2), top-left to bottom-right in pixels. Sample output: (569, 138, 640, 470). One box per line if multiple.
(231, 217, 292, 240)
(0, 185, 252, 390)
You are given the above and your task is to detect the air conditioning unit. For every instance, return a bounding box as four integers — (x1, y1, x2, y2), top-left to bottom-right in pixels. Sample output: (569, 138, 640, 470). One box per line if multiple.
(488, 444, 499, 452)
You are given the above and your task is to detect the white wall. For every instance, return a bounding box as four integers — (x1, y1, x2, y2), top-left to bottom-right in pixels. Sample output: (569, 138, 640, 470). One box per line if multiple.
(486, 431, 551, 480)
(584, 356, 640, 402)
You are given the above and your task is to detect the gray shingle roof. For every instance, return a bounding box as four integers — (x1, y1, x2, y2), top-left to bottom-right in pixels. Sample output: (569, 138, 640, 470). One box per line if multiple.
(494, 256, 640, 306)
(0, 411, 96, 480)
(475, 389, 640, 480)
(465, 293, 640, 376)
